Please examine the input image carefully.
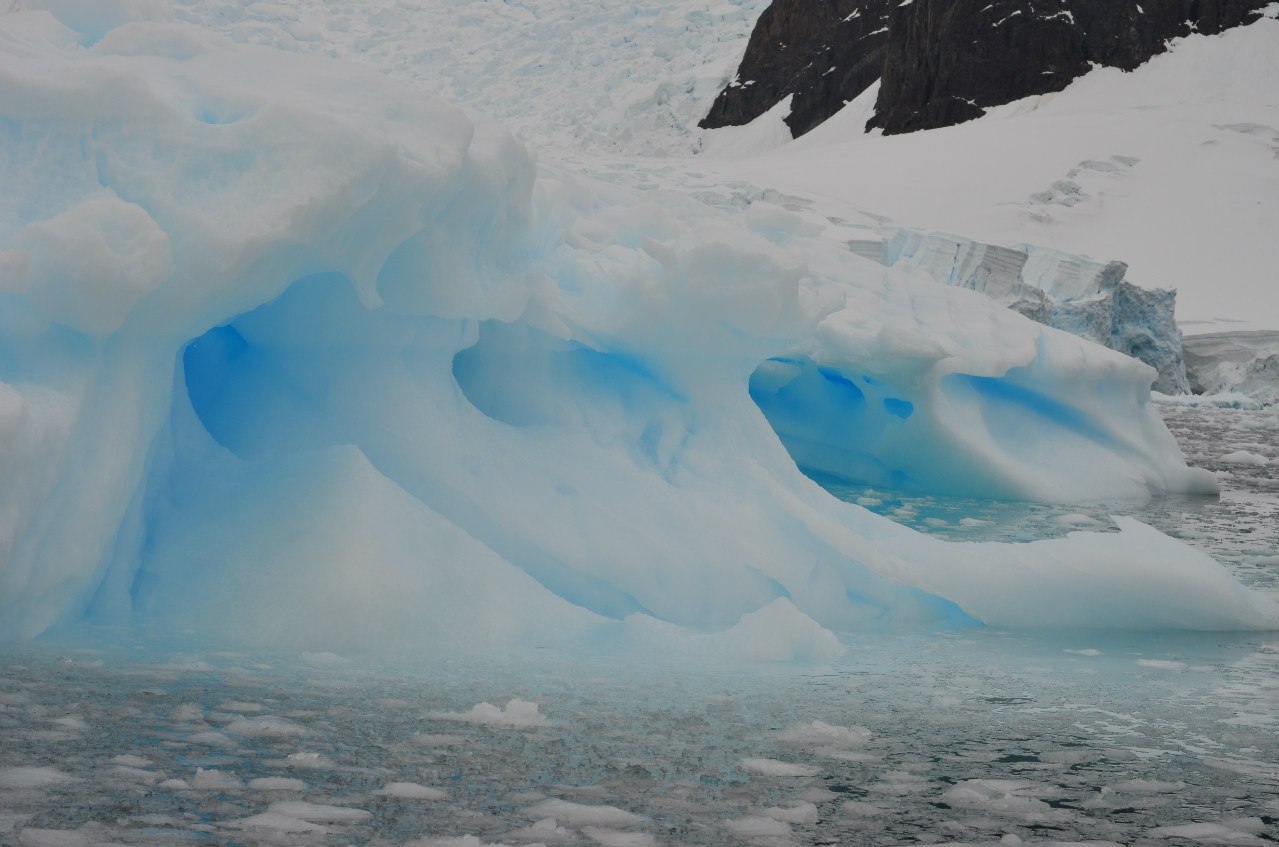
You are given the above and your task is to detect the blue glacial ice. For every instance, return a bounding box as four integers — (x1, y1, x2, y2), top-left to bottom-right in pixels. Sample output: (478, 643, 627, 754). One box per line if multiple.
(0, 9, 1275, 655)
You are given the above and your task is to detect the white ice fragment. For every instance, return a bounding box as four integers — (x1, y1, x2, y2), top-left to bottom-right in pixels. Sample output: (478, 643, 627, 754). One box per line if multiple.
(156, 778, 190, 790)
(190, 768, 241, 790)
(1147, 822, 1268, 844)
(738, 758, 821, 777)
(411, 733, 467, 747)
(267, 801, 372, 823)
(505, 817, 572, 843)
(50, 716, 87, 732)
(779, 720, 872, 748)
(1219, 450, 1270, 466)
(248, 777, 307, 791)
(109, 754, 151, 768)
(218, 701, 266, 713)
(16, 828, 89, 847)
(225, 716, 309, 737)
(0, 766, 77, 788)
(524, 799, 643, 827)
(280, 751, 336, 770)
(226, 812, 329, 834)
(376, 782, 448, 800)
(760, 801, 819, 824)
(1136, 659, 1189, 672)
(431, 699, 547, 728)
(724, 815, 793, 837)
(581, 828, 656, 847)
(186, 731, 232, 746)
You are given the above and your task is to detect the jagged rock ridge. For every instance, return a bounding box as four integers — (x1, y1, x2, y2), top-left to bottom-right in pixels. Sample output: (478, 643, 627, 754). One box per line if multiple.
(704, 0, 1270, 137)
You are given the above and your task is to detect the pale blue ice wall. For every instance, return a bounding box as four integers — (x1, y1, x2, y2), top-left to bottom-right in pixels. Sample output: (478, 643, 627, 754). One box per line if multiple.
(0, 9, 1273, 652)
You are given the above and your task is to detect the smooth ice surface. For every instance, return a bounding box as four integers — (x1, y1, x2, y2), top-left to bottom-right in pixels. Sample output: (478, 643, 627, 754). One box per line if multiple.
(0, 7, 1275, 654)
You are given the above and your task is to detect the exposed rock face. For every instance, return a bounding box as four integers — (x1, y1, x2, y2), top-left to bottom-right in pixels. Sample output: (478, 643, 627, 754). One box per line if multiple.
(701, 0, 894, 137)
(705, 0, 1270, 137)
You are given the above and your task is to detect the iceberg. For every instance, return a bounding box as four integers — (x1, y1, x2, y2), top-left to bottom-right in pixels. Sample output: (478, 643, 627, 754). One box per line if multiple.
(0, 9, 1274, 653)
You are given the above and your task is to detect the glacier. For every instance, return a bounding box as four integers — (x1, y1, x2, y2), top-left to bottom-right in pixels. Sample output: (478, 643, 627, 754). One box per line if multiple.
(0, 8, 1276, 656)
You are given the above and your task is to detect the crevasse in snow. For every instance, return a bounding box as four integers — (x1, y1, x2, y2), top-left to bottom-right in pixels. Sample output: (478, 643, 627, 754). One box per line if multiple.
(0, 10, 1274, 654)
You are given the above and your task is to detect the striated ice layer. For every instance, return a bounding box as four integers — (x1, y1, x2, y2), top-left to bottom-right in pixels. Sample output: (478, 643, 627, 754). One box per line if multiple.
(0, 9, 1273, 653)
(850, 228, 1192, 395)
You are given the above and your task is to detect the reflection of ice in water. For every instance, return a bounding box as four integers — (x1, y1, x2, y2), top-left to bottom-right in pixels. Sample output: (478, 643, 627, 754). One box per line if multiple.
(1, 405, 1276, 846)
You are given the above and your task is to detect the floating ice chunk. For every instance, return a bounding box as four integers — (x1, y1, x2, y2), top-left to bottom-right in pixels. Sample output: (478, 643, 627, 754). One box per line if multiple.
(1219, 450, 1270, 466)
(1136, 659, 1189, 672)
(190, 768, 240, 790)
(279, 752, 336, 770)
(779, 720, 871, 748)
(941, 779, 1070, 822)
(431, 699, 548, 728)
(759, 801, 819, 824)
(267, 801, 371, 823)
(225, 716, 309, 737)
(505, 818, 572, 843)
(738, 758, 821, 778)
(376, 782, 448, 800)
(407, 837, 515, 847)
(1065, 648, 1103, 656)
(581, 828, 657, 847)
(724, 815, 793, 837)
(226, 812, 329, 834)
(411, 733, 468, 747)
(15, 829, 89, 847)
(0, 766, 76, 789)
(186, 731, 232, 746)
(1108, 779, 1186, 794)
(1147, 821, 1268, 844)
(107, 765, 159, 784)
(248, 777, 306, 791)
(218, 701, 265, 713)
(109, 754, 150, 768)
(524, 799, 643, 828)
(156, 778, 190, 790)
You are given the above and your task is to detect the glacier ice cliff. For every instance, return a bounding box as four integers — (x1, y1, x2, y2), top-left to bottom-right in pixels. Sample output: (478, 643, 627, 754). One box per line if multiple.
(1183, 331, 1279, 408)
(848, 229, 1191, 396)
(0, 9, 1274, 654)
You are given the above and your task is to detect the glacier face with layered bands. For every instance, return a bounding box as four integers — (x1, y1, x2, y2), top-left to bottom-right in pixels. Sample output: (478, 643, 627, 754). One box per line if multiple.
(851, 229, 1192, 396)
(0, 10, 1274, 654)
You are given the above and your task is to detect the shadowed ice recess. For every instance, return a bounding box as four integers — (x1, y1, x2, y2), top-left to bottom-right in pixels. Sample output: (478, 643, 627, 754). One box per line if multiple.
(0, 9, 1276, 660)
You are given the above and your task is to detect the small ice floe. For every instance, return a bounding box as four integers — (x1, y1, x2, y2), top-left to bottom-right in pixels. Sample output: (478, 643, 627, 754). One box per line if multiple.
(411, 733, 468, 747)
(1065, 648, 1103, 656)
(50, 716, 88, 732)
(301, 651, 350, 666)
(218, 700, 266, 713)
(1136, 659, 1189, 672)
(186, 730, 232, 746)
(1055, 513, 1106, 529)
(248, 777, 307, 791)
(840, 799, 884, 816)
(406, 837, 512, 847)
(737, 758, 820, 777)
(779, 720, 871, 748)
(581, 827, 656, 847)
(524, 799, 643, 827)
(758, 801, 818, 824)
(724, 815, 792, 838)
(1108, 779, 1186, 794)
(0, 766, 77, 789)
(960, 517, 993, 527)
(1147, 820, 1268, 844)
(226, 812, 330, 834)
(156, 778, 191, 790)
(191, 768, 241, 790)
(375, 782, 448, 800)
(13, 827, 91, 846)
(267, 801, 371, 823)
(225, 716, 309, 737)
(1219, 450, 1270, 466)
(109, 755, 151, 768)
(276, 751, 337, 770)
(171, 704, 203, 723)
(430, 699, 547, 728)
(505, 818, 571, 843)
(941, 779, 1070, 822)
(107, 765, 160, 784)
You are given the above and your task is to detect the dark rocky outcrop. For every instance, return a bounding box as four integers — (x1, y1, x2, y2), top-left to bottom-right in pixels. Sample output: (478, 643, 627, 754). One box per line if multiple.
(704, 0, 1270, 138)
(701, 0, 895, 137)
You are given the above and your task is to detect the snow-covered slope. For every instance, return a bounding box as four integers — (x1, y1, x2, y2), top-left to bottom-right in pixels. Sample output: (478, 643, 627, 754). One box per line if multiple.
(3, 8, 1273, 654)
(703, 13, 1279, 336)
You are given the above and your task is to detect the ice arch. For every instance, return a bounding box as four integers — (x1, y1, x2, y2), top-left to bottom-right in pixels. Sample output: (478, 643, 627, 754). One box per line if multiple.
(0, 13, 1274, 652)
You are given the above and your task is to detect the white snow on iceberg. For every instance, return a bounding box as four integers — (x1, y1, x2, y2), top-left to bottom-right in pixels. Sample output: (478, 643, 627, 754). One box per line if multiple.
(0, 10, 1275, 652)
